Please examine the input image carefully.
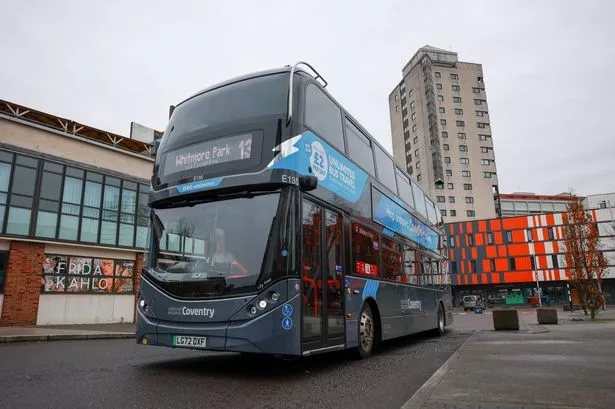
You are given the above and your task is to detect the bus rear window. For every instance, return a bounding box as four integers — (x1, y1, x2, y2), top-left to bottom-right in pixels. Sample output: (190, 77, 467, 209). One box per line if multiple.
(352, 223, 380, 277)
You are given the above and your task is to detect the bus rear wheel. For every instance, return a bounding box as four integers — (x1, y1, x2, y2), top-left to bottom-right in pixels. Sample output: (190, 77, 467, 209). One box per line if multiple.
(431, 303, 445, 337)
(356, 303, 375, 359)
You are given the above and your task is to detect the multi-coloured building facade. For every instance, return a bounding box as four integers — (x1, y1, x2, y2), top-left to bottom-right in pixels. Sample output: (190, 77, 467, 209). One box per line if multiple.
(444, 205, 615, 306)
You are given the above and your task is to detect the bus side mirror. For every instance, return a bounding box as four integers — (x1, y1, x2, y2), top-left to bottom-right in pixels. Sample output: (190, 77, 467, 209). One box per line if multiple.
(299, 175, 318, 192)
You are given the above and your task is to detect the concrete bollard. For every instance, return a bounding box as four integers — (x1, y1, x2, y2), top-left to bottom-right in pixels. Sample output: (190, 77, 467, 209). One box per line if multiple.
(537, 308, 558, 325)
(492, 309, 520, 330)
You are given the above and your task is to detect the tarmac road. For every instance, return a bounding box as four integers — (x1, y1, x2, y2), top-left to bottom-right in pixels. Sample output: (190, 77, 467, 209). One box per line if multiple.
(0, 328, 469, 409)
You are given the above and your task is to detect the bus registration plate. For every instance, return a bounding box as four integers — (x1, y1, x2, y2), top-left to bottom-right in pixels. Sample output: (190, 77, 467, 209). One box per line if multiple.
(173, 336, 207, 348)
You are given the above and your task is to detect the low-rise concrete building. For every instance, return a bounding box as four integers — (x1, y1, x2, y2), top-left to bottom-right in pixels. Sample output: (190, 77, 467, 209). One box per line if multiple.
(0, 98, 157, 325)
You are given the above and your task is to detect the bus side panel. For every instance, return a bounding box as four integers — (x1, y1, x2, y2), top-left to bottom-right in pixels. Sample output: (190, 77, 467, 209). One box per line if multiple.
(344, 276, 370, 349)
(377, 281, 408, 340)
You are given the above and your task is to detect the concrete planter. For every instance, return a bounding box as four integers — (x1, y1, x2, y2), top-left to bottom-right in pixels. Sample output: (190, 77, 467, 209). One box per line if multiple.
(492, 309, 520, 330)
(537, 308, 558, 325)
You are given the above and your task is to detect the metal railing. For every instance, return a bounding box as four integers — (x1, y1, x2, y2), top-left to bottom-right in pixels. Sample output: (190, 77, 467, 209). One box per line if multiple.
(286, 61, 327, 126)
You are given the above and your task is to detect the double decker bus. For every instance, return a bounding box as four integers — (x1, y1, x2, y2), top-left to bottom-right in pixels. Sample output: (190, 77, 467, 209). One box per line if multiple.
(137, 62, 452, 358)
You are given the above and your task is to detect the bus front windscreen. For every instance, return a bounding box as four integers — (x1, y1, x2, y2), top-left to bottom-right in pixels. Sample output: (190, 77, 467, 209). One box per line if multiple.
(147, 193, 285, 298)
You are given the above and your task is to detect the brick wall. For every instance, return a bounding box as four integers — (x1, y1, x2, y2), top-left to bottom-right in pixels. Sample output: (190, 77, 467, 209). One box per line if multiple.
(0, 241, 45, 325)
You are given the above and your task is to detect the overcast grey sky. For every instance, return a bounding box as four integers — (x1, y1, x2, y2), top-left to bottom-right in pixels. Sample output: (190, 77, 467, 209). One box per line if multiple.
(1, 0, 614, 196)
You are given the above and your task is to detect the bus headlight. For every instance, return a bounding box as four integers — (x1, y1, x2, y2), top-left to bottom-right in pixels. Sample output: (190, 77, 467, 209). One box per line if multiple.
(248, 305, 257, 315)
(269, 292, 280, 302)
(257, 299, 268, 310)
(139, 299, 148, 312)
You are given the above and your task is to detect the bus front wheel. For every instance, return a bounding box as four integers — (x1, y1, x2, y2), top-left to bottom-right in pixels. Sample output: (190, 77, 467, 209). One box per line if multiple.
(356, 303, 375, 359)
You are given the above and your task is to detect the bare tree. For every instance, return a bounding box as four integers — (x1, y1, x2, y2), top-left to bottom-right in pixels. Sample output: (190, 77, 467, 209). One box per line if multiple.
(562, 199, 607, 319)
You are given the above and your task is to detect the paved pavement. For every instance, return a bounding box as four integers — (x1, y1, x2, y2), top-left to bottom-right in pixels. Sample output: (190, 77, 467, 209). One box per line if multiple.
(404, 308, 615, 409)
(0, 326, 469, 409)
(0, 323, 135, 342)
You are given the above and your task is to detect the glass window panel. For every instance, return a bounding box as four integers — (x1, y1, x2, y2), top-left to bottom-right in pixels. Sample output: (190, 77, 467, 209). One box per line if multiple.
(62, 177, 83, 205)
(121, 189, 136, 214)
(305, 83, 345, 152)
(351, 223, 380, 276)
(84, 181, 102, 208)
(65, 167, 84, 179)
(61, 203, 80, 215)
(102, 210, 117, 221)
(10, 194, 33, 208)
(425, 197, 437, 224)
(528, 202, 541, 211)
(100, 221, 117, 245)
(136, 226, 149, 249)
(105, 176, 121, 187)
(86, 172, 103, 183)
(515, 202, 528, 211)
(137, 215, 149, 227)
(103, 185, 120, 211)
(554, 203, 568, 211)
(82, 207, 99, 218)
(35, 211, 57, 238)
(80, 218, 99, 242)
(395, 168, 415, 208)
(345, 119, 375, 176)
(0, 162, 11, 192)
(123, 180, 137, 190)
(43, 161, 63, 173)
(58, 215, 79, 240)
(40, 172, 62, 200)
(541, 202, 555, 212)
(120, 213, 134, 224)
(184, 237, 194, 254)
(501, 201, 514, 211)
(139, 184, 149, 193)
(16, 155, 38, 168)
(0, 150, 13, 163)
(167, 233, 180, 252)
(374, 145, 397, 193)
(6, 207, 31, 235)
(0, 192, 6, 205)
(0, 205, 4, 232)
(118, 224, 134, 247)
(411, 181, 427, 218)
(11, 166, 37, 197)
(194, 238, 205, 255)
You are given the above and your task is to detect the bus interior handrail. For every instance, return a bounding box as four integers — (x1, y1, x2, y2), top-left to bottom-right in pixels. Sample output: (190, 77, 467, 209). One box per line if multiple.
(286, 61, 327, 126)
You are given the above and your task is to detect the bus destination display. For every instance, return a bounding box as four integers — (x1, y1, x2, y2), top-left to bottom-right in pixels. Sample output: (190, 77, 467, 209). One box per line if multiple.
(163, 133, 253, 176)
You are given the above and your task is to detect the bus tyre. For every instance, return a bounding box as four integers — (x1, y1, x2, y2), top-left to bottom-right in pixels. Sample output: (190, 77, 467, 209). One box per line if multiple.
(356, 303, 375, 359)
(432, 303, 445, 337)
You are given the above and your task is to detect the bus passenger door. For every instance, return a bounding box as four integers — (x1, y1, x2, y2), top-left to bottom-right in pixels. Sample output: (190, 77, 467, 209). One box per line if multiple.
(301, 199, 345, 353)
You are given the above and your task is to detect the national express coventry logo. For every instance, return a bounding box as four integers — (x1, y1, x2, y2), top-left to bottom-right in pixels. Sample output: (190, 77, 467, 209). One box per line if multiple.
(168, 306, 215, 319)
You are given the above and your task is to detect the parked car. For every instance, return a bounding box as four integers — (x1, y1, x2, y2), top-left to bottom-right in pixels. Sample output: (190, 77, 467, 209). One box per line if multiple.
(487, 295, 505, 308)
(463, 295, 482, 311)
